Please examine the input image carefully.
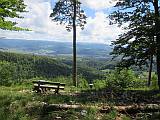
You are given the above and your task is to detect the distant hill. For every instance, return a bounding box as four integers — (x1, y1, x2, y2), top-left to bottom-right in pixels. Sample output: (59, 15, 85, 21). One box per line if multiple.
(0, 38, 112, 58)
(0, 51, 104, 84)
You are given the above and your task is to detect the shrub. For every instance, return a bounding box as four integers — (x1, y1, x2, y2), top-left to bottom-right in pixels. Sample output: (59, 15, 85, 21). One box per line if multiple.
(93, 80, 106, 90)
(0, 61, 17, 86)
(78, 78, 89, 89)
(106, 69, 137, 90)
(151, 73, 158, 89)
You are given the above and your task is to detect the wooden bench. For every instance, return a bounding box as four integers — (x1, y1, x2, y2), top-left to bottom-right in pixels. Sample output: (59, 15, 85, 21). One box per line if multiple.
(32, 80, 65, 94)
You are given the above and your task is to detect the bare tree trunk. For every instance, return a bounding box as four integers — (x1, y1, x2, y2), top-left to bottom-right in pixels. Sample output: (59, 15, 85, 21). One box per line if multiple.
(153, 0, 160, 90)
(72, 0, 77, 87)
(148, 55, 153, 87)
(44, 103, 160, 114)
(156, 48, 160, 90)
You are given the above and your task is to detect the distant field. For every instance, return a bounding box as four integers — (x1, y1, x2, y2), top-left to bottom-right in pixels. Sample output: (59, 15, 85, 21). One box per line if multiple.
(0, 38, 112, 58)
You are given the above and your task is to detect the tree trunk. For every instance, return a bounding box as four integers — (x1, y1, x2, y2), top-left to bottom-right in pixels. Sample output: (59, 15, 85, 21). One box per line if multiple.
(72, 0, 77, 87)
(153, 0, 160, 90)
(44, 103, 160, 114)
(156, 51, 160, 90)
(148, 55, 153, 87)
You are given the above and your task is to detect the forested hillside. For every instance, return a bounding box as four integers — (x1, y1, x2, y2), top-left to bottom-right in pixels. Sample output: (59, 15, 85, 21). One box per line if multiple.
(0, 51, 104, 86)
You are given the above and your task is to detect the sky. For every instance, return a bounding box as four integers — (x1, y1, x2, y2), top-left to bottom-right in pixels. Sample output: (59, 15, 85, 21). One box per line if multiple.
(0, 0, 123, 44)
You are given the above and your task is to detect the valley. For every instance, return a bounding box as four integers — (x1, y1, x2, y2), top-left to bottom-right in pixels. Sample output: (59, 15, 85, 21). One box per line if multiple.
(0, 38, 112, 59)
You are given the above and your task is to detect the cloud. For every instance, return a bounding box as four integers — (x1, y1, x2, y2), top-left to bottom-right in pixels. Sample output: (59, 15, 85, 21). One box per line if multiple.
(1, 0, 71, 41)
(81, 0, 118, 10)
(78, 11, 122, 44)
(0, 0, 122, 44)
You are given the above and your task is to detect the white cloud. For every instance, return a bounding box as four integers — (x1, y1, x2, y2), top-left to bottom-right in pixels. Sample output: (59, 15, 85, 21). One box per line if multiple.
(78, 11, 122, 44)
(1, 0, 71, 41)
(81, 0, 118, 10)
(0, 0, 122, 44)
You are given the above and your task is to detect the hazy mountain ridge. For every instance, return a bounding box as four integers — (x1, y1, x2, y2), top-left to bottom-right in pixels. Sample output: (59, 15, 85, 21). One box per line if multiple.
(0, 39, 112, 58)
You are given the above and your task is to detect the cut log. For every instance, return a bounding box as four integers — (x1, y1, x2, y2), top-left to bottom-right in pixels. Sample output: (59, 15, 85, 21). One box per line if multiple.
(43, 103, 160, 114)
(43, 103, 83, 112)
(101, 104, 160, 114)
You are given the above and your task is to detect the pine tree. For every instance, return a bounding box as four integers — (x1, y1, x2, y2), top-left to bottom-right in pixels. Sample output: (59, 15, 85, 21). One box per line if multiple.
(50, 0, 87, 86)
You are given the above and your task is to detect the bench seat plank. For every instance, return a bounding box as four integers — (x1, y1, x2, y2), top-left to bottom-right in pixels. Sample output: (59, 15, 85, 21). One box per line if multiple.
(34, 84, 65, 90)
(33, 80, 66, 94)
(33, 80, 65, 85)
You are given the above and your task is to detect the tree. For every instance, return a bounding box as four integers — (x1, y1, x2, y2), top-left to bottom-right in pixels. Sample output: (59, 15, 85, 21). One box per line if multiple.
(148, 55, 153, 86)
(153, 0, 160, 90)
(109, 0, 160, 89)
(0, 0, 27, 30)
(50, 0, 87, 86)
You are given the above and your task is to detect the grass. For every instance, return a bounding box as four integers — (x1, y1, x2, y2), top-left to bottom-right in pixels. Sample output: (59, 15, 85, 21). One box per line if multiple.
(0, 86, 32, 120)
(0, 79, 160, 120)
(0, 83, 130, 120)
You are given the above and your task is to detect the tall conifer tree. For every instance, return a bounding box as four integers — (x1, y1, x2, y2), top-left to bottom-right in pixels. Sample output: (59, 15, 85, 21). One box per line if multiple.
(50, 0, 87, 86)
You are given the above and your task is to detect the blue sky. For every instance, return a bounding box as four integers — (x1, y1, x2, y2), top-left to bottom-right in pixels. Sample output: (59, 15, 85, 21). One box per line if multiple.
(0, 0, 122, 44)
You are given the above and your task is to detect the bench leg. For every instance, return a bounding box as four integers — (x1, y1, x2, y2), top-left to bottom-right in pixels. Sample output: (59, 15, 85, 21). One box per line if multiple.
(55, 89, 59, 94)
(44, 88, 48, 93)
(37, 89, 42, 93)
(33, 86, 41, 93)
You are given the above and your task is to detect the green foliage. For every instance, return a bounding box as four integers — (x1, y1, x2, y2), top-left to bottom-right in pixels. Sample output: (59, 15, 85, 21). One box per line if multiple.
(0, 51, 71, 85)
(121, 115, 131, 120)
(48, 76, 90, 91)
(43, 110, 80, 120)
(109, 0, 160, 89)
(50, 0, 87, 31)
(0, 61, 16, 86)
(151, 73, 159, 89)
(101, 110, 118, 120)
(78, 77, 89, 89)
(82, 107, 97, 120)
(109, 0, 157, 69)
(78, 66, 105, 82)
(93, 80, 106, 90)
(61, 57, 106, 81)
(0, 83, 160, 120)
(106, 69, 138, 89)
(0, 51, 105, 85)
(0, 0, 29, 31)
(0, 86, 32, 120)
(50, 76, 73, 86)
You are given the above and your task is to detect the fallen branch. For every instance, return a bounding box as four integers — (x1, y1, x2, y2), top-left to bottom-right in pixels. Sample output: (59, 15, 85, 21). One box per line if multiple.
(43, 103, 160, 114)
(101, 104, 160, 114)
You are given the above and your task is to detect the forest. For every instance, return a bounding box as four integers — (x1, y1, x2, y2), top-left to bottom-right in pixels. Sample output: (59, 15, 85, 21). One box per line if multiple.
(0, 0, 160, 120)
(0, 51, 105, 86)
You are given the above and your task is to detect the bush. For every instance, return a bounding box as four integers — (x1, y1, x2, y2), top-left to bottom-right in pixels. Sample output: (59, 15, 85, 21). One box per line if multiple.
(0, 61, 17, 86)
(78, 78, 89, 90)
(151, 73, 159, 89)
(106, 69, 138, 90)
(93, 80, 106, 90)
